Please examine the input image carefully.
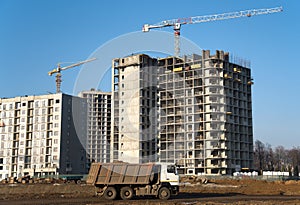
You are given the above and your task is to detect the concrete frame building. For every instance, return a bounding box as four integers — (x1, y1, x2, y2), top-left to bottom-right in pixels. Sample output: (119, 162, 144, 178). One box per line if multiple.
(111, 50, 253, 175)
(0, 93, 87, 180)
(79, 89, 112, 164)
(157, 50, 253, 175)
(111, 54, 158, 163)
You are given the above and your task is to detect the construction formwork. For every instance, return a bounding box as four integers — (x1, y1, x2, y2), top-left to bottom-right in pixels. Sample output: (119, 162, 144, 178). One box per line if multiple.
(157, 50, 253, 175)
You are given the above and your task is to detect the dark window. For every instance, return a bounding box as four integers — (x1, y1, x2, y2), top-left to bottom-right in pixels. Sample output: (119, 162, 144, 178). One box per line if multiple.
(167, 165, 176, 174)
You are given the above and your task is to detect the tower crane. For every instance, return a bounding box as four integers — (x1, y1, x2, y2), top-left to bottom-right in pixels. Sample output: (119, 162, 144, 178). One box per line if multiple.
(48, 58, 96, 93)
(143, 6, 283, 57)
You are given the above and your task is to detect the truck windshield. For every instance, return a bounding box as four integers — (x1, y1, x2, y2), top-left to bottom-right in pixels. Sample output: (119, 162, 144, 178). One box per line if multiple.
(167, 165, 176, 174)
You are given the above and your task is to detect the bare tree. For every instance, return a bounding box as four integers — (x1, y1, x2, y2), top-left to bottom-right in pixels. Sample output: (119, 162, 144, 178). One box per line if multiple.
(254, 140, 266, 172)
(254, 142, 300, 177)
(265, 143, 274, 171)
(287, 147, 300, 176)
(274, 146, 286, 171)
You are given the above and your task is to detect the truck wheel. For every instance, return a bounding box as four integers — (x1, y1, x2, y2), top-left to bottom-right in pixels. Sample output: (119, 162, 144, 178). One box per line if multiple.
(120, 186, 133, 200)
(103, 187, 117, 200)
(158, 187, 171, 200)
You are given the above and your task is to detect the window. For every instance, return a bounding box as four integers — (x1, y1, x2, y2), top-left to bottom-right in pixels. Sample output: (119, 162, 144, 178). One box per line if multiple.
(0, 166, 3, 170)
(55, 99, 60, 104)
(167, 165, 176, 174)
(0, 158, 3, 164)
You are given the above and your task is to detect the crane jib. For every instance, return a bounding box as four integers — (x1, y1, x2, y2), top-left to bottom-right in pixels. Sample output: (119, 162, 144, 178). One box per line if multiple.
(142, 6, 283, 57)
(149, 6, 283, 28)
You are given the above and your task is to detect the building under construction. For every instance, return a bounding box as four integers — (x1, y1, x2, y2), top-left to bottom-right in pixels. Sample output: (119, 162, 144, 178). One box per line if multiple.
(111, 50, 253, 175)
(111, 54, 158, 163)
(79, 89, 112, 164)
(158, 50, 253, 175)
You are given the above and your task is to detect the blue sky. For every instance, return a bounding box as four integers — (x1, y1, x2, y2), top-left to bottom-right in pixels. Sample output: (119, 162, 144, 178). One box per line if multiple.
(0, 0, 299, 148)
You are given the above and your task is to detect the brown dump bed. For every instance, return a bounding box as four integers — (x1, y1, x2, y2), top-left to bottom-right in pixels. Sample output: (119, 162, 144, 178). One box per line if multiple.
(86, 163, 159, 185)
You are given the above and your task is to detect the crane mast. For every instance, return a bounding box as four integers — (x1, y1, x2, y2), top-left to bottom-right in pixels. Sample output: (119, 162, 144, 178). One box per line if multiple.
(48, 58, 96, 93)
(143, 6, 283, 57)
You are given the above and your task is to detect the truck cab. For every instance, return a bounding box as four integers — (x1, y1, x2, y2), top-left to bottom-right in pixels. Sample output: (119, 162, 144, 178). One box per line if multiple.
(159, 164, 180, 196)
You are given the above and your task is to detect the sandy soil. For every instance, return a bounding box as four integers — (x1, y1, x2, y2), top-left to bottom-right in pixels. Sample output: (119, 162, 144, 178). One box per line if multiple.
(0, 178, 300, 204)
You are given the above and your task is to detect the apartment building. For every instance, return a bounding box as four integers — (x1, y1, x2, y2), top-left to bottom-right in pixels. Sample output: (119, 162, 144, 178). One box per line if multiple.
(0, 93, 87, 180)
(111, 51, 253, 175)
(111, 54, 158, 163)
(78, 89, 112, 164)
(157, 50, 253, 175)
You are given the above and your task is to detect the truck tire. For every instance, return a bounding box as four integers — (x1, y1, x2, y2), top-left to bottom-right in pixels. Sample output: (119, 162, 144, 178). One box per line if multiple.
(158, 187, 171, 200)
(120, 186, 133, 200)
(103, 187, 117, 200)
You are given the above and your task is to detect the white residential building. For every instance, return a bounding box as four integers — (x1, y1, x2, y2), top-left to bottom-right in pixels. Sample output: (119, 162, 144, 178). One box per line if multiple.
(0, 93, 87, 180)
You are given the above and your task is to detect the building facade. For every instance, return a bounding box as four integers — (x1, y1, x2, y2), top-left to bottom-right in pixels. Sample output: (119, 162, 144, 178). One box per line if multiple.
(0, 93, 87, 180)
(111, 51, 253, 175)
(111, 54, 158, 163)
(79, 89, 112, 164)
(157, 50, 253, 175)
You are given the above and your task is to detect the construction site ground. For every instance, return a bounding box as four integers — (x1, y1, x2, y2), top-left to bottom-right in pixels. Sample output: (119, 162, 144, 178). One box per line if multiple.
(1, 178, 300, 205)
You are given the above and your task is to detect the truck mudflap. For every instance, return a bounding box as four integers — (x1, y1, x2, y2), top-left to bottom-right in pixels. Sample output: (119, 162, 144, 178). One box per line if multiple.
(171, 185, 179, 195)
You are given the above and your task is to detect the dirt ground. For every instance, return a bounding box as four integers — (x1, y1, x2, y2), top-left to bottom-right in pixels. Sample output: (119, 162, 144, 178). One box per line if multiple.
(0, 178, 300, 204)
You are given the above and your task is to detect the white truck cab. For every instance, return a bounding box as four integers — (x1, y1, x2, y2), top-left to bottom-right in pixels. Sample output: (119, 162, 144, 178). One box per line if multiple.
(159, 164, 180, 196)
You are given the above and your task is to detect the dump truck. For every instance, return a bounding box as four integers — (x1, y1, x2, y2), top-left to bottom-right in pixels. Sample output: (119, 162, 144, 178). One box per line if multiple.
(86, 162, 179, 200)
